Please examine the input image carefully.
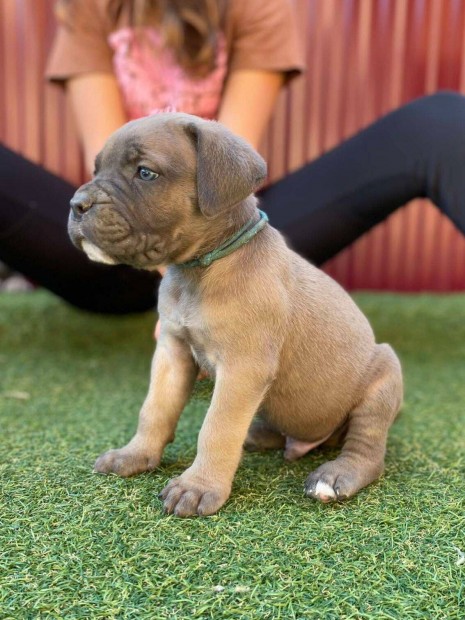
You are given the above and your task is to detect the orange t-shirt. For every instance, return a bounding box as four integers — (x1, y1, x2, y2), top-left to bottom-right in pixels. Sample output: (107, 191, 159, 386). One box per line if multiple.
(46, 0, 305, 121)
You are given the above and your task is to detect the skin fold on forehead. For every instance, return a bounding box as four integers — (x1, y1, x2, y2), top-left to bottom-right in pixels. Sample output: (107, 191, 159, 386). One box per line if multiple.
(97, 119, 197, 176)
(104, 112, 203, 151)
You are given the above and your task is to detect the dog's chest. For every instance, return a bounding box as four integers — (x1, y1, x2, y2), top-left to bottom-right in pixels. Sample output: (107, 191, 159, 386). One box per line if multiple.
(161, 284, 217, 373)
(177, 312, 216, 373)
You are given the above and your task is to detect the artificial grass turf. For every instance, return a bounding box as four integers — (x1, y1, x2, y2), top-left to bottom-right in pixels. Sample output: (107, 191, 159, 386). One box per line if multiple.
(0, 290, 464, 619)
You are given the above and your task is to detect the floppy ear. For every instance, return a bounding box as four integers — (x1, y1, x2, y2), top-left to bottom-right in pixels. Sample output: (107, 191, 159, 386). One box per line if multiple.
(186, 120, 267, 218)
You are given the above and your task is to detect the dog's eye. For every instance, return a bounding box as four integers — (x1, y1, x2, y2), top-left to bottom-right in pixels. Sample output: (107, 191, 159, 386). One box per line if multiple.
(137, 166, 159, 181)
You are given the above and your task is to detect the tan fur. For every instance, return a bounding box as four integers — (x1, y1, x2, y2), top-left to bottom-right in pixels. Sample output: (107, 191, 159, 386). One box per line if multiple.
(69, 113, 403, 516)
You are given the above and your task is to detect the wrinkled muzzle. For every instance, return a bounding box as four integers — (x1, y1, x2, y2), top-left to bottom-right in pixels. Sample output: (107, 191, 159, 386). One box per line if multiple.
(68, 181, 163, 270)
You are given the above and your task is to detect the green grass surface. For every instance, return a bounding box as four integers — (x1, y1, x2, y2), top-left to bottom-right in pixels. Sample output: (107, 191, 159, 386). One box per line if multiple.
(0, 290, 464, 619)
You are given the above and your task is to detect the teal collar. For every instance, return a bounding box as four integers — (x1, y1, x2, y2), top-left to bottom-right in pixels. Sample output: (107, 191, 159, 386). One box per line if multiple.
(179, 210, 269, 268)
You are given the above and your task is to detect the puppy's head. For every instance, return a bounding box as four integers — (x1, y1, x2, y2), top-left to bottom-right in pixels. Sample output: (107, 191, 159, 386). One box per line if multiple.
(68, 113, 267, 270)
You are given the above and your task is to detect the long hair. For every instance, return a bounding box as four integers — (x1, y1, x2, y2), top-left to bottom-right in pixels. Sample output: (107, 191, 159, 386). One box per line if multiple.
(56, 0, 225, 76)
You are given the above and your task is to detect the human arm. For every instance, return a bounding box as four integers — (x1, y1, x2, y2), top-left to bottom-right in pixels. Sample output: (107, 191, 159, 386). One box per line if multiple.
(217, 69, 284, 149)
(66, 73, 127, 177)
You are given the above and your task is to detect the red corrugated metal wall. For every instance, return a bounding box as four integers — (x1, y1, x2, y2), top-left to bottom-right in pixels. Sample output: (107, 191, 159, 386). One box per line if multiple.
(1, 0, 465, 290)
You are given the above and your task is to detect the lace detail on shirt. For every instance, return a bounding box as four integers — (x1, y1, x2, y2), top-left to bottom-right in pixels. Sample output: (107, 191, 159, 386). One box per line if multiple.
(108, 27, 228, 120)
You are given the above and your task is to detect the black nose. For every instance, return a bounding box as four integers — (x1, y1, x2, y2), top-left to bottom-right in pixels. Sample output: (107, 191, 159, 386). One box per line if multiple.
(70, 192, 93, 219)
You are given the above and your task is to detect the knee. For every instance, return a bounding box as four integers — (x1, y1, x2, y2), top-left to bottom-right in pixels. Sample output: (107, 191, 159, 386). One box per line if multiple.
(387, 92, 465, 178)
(438, 90, 465, 108)
(416, 90, 465, 109)
(403, 90, 465, 130)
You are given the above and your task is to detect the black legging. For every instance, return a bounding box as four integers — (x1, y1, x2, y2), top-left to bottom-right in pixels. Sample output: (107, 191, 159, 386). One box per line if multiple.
(1, 91, 465, 314)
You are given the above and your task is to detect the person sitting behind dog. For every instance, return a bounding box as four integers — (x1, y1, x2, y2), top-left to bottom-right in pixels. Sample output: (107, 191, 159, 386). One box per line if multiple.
(1, 0, 465, 318)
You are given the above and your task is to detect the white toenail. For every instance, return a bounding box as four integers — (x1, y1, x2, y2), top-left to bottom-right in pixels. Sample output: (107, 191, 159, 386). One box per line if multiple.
(315, 481, 336, 499)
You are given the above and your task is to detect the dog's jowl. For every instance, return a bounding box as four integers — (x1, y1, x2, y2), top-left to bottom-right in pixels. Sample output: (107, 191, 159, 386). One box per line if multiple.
(69, 113, 403, 517)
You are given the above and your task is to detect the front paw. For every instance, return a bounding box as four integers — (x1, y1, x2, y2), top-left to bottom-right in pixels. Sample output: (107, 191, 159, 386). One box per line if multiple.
(159, 474, 230, 517)
(94, 446, 160, 477)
